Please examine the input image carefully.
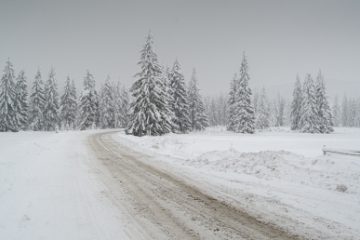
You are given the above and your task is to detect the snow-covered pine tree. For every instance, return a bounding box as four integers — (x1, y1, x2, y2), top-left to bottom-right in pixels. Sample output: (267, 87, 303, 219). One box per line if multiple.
(43, 69, 59, 131)
(188, 69, 208, 131)
(233, 54, 255, 133)
(0, 59, 19, 132)
(99, 76, 115, 129)
(126, 33, 172, 136)
(60, 76, 78, 130)
(300, 74, 320, 133)
(315, 71, 333, 133)
(28, 70, 45, 131)
(14, 70, 29, 130)
(332, 96, 340, 127)
(290, 75, 303, 130)
(226, 74, 238, 131)
(113, 82, 123, 128)
(168, 60, 191, 133)
(255, 88, 270, 130)
(79, 71, 99, 130)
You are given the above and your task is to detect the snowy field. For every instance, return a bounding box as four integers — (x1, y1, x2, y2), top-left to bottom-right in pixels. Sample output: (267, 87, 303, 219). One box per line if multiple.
(114, 127, 360, 239)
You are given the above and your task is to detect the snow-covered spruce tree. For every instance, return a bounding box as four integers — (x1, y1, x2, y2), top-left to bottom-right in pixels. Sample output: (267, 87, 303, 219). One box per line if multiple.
(300, 74, 320, 133)
(114, 82, 124, 128)
(290, 75, 303, 130)
(99, 76, 115, 129)
(188, 69, 208, 131)
(43, 69, 59, 131)
(78, 71, 99, 130)
(60, 76, 77, 130)
(233, 54, 255, 133)
(226, 74, 238, 131)
(28, 70, 45, 130)
(315, 71, 333, 133)
(168, 60, 191, 133)
(0, 59, 19, 132)
(126, 33, 172, 136)
(255, 88, 270, 130)
(14, 70, 29, 130)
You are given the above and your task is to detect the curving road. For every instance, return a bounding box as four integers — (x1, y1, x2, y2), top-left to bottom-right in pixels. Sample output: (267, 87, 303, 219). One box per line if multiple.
(88, 131, 302, 240)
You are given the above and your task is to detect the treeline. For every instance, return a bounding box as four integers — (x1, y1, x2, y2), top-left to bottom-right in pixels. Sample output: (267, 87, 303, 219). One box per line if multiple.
(0, 60, 129, 132)
(2, 33, 358, 135)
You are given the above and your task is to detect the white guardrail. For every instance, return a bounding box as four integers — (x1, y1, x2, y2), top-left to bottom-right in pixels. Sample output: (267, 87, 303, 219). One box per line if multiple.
(322, 146, 360, 157)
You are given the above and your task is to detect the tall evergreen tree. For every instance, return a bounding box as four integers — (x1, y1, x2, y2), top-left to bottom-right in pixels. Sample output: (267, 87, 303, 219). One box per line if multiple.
(28, 70, 45, 131)
(99, 76, 115, 129)
(290, 75, 303, 130)
(60, 76, 77, 130)
(43, 69, 59, 131)
(188, 69, 208, 131)
(255, 88, 270, 130)
(169, 60, 191, 133)
(14, 70, 28, 130)
(315, 71, 333, 133)
(226, 74, 238, 131)
(0, 59, 19, 131)
(79, 71, 99, 130)
(233, 54, 255, 133)
(126, 33, 172, 136)
(300, 74, 319, 133)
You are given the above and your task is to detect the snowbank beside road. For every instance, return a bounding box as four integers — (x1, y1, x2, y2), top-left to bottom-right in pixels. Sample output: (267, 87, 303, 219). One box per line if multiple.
(114, 127, 360, 239)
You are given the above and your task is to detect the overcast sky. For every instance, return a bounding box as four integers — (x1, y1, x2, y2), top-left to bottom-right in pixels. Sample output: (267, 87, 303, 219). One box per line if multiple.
(1, 0, 359, 99)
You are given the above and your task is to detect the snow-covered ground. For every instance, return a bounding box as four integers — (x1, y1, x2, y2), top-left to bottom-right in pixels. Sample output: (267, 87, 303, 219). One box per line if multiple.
(0, 131, 146, 240)
(1, 128, 359, 239)
(114, 127, 360, 239)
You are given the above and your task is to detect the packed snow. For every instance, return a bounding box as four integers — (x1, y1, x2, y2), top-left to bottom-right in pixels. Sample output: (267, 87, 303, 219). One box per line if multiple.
(115, 127, 360, 239)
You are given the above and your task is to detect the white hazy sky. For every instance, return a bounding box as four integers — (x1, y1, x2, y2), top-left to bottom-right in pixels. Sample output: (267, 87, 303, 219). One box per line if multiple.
(1, 0, 359, 99)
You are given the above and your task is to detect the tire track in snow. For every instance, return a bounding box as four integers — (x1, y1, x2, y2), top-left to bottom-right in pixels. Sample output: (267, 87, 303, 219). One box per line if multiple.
(88, 131, 303, 240)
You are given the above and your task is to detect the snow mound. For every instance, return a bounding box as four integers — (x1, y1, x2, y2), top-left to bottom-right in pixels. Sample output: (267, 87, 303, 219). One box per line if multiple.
(183, 150, 360, 194)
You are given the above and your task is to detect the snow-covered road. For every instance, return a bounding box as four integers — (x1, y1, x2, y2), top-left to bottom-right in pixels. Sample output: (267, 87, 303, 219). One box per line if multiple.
(89, 131, 299, 240)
